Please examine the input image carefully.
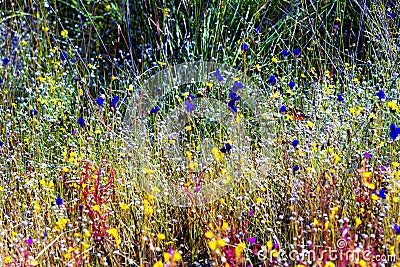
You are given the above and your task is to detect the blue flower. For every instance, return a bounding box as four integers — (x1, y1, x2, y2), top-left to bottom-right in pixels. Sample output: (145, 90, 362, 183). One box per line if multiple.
(378, 189, 387, 199)
(376, 89, 386, 100)
(56, 196, 63, 206)
(229, 92, 241, 101)
(386, 11, 395, 19)
(293, 48, 301, 56)
(60, 52, 67, 61)
(269, 75, 276, 85)
(293, 165, 300, 171)
(241, 43, 249, 51)
(111, 96, 119, 108)
(96, 96, 104, 107)
(0, 78, 3, 83)
(219, 143, 232, 154)
(288, 81, 295, 89)
(232, 81, 244, 91)
(338, 94, 344, 102)
(255, 27, 261, 34)
(186, 101, 196, 113)
(0, 141, 3, 146)
(281, 50, 290, 57)
(29, 109, 38, 116)
(228, 99, 238, 113)
(394, 224, 400, 235)
(213, 69, 224, 82)
(292, 139, 299, 148)
(390, 123, 400, 140)
(150, 106, 160, 114)
(279, 105, 287, 113)
(2, 58, 9, 65)
(78, 117, 85, 127)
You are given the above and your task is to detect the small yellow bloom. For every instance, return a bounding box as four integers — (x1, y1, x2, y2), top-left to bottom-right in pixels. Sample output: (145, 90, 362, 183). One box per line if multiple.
(205, 231, 215, 239)
(208, 240, 217, 251)
(153, 261, 163, 267)
(271, 57, 278, 63)
(217, 239, 226, 247)
(355, 217, 362, 228)
(157, 233, 166, 240)
(105, 4, 111, 10)
(61, 29, 68, 38)
(143, 168, 155, 174)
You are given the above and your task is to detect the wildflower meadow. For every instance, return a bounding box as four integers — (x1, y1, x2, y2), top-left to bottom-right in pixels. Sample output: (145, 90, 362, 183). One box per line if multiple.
(0, 0, 400, 266)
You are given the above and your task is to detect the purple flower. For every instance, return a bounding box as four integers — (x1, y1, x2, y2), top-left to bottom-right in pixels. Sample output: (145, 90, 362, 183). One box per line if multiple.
(2, 58, 9, 65)
(56, 195, 63, 206)
(72, 130, 77, 135)
(249, 210, 254, 216)
(338, 94, 344, 102)
(150, 106, 160, 114)
(248, 237, 256, 244)
(78, 117, 85, 127)
(376, 89, 386, 100)
(26, 238, 33, 245)
(288, 81, 295, 89)
(186, 101, 196, 113)
(281, 50, 290, 57)
(213, 69, 224, 82)
(96, 96, 104, 107)
(241, 43, 249, 51)
(111, 96, 119, 109)
(364, 152, 372, 159)
(279, 105, 287, 113)
(333, 25, 339, 29)
(293, 48, 301, 56)
(292, 139, 299, 148)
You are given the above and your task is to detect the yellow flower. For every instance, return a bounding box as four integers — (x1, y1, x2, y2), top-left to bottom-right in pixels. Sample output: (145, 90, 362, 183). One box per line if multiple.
(105, 4, 111, 10)
(221, 222, 229, 231)
(205, 231, 215, 238)
(143, 168, 155, 174)
(172, 251, 182, 261)
(208, 240, 217, 251)
(119, 203, 130, 211)
(211, 147, 224, 162)
(153, 261, 163, 267)
(217, 239, 226, 247)
(358, 260, 366, 267)
(235, 242, 246, 257)
(107, 228, 121, 246)
(355, 217, 362, 228)
(61, 29, 68, 38)
(157, 233, 166, 240)
(271, 57, 278, 63)
(388, 101, 399, 112)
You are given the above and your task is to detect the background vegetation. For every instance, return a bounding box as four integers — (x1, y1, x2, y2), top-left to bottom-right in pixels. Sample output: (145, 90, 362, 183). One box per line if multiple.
(0, 0, 399, 266)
